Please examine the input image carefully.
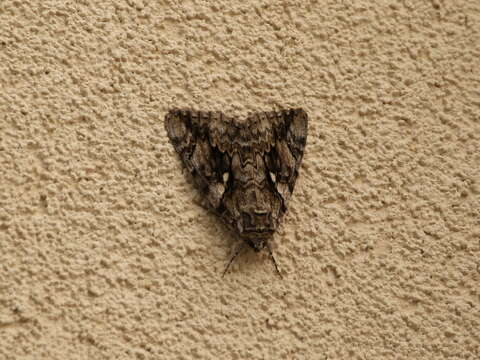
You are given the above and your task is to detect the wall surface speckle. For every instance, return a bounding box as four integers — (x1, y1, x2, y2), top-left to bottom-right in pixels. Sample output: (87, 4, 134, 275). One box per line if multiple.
(1, 0, 479, 359)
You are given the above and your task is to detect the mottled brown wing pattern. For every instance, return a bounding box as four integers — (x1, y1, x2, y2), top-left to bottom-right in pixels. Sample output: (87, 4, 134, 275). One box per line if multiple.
(165, 108, 308, 276)
(165, 110, 232, 209)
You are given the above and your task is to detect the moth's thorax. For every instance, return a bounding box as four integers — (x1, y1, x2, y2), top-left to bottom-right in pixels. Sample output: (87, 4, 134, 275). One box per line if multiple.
(231, 185, 278, 234)
(226, 152, 282, 240)
(240, 207, 274, 234)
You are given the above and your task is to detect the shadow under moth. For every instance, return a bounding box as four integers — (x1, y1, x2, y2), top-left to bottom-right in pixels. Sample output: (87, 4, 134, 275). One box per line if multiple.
(165, 108, 308, 277)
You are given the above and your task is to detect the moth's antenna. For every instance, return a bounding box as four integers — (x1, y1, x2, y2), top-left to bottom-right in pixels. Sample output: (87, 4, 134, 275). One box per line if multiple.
(266, 242, 283, 279)
(222, 241, 245, 277)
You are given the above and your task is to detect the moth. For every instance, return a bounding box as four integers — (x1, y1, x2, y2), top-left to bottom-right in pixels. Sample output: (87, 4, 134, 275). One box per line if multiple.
(165, 108, 308, 276)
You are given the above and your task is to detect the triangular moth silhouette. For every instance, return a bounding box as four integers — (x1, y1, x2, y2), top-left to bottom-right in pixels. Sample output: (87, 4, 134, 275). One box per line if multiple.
(165, 109, 308, 276)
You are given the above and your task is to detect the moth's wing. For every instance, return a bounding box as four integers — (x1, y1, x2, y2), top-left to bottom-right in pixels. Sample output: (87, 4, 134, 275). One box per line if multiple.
(267, 108, 308, 204)
(164, 109, 230, 209)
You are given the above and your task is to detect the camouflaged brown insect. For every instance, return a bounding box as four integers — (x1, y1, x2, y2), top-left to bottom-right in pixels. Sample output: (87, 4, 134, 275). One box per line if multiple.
(165, 109, 308, 276)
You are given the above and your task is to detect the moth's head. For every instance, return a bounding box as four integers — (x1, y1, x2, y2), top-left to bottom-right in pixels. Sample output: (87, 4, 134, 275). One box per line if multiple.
(245, 237, 268, 252)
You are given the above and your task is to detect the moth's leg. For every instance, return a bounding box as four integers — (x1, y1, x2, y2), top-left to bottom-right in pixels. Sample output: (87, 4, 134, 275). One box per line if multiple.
(266, 242, 283, 279)
(222, 241, 246, 277)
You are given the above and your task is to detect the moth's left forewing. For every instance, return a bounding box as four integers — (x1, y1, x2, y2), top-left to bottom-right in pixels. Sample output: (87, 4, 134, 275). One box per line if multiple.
(268, 109, 308, 204)
(287, 108, 308, 165)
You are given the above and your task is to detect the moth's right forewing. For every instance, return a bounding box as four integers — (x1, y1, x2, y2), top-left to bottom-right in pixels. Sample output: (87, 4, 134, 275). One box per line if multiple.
(165, 110, 192, 156)
(164, 110, 229, 209)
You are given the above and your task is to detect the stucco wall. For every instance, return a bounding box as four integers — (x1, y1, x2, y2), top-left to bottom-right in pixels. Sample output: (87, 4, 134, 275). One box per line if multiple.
(1, 1, 479, 359)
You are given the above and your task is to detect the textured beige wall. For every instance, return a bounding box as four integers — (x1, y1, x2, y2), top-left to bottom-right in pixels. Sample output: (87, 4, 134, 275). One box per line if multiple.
(1, 1, 479, 359)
